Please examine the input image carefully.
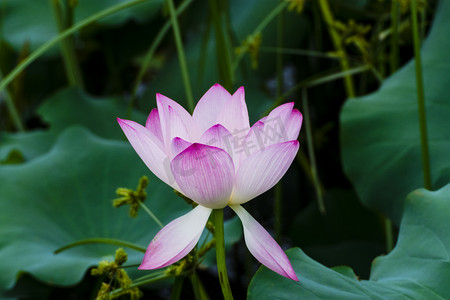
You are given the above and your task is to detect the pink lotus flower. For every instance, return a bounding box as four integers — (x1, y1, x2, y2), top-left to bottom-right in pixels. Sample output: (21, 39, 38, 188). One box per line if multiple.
(118, 84, 301, 281)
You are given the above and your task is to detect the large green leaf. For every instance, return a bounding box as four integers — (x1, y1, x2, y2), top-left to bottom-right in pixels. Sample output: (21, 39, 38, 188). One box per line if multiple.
(288, 189, 385, 278)
(38, 87, 146, 139)
(0, 87, 145, 162)
(0, 125, 243, 295)
(248, 184, 450, 299)
(340, 0, 450, 222)
(2, 0, 164, 54)
(0, 126, 190, 293)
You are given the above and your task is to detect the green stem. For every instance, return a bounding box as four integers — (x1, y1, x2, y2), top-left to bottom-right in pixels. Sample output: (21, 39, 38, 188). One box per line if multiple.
(261, 46, 343, 60)
(231, 1, 287, 72)
(165, 0, 194, 112)
(266, 65, 370, 116)
(411, 0, 431, 190)
(190, 272, 210, 300)
(170, 276, 184, 300)
(212, 209, 233, 300)
(132, 270, 169, 283)
(110, 272, 171, 295)
(384, 217, 394, 252)
(50, 0, 84, 88)
(274, 9, 284, 243)
(274, 183, 283, 242)
(317, 0, 355, 98)
(138, 201, 164, 228)
(0, 0, 149, 95)
(302, 89, 326, 214)
(390, 0, 400, 73)
(129, 0, 194, 117)
(0, 70, 25, 131)
(208, 0, 234, 91)
(54, 238, 146, 254)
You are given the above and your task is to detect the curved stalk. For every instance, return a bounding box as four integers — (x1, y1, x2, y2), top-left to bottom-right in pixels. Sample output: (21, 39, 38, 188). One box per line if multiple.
(54, 238, 146, 254)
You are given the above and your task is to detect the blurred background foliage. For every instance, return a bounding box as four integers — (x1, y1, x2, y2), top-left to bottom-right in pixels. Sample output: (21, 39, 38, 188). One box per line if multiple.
(1, 0, 449, 299)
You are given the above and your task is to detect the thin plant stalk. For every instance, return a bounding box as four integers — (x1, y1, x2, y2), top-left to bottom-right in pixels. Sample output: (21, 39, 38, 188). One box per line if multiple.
(170, 276, 184, 300)
(190, 272, 210, 300)
(317, 0, 356, 98)
(129, 0, 194, 117)
(208, 0, 234, 91)
(274, 183, 283, 242)
(196, 18, 212, 91)
(231, 1, 287, 72)
(54, 238, 146, 254)
(266, 65, 370, 115)
(50, 0, 84, 88)
(274, 7, 285, 243)
(213, 209, 233, 300)
(390, 0, 400, 73)
(110, 273, 172, 295)
(260, 46, 345, 60)
(138, 201, 164, 228)
(411, 0, 431, 190)
(302, 89, 325, 214)
(0, 0, 149, 95)
(165, 0, 194, 112)
(384, 218, 394, 252)
(0, 70, 25, 131)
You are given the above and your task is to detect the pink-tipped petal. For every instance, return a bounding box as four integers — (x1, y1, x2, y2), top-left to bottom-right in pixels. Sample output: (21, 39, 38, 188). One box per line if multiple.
(145, 108, 164, 146)
(171, 137, 192, 157)
(252, 102, 296, 146)
(199, 124, 234, 159)
(192, 84, 231, 133)
(231, 205, 299, 281)
(156, 93, 198, 146)
(117, 118, 177, 189)
(285, 109, 303, 141)
(171, 143, 234, 209)
(216, 86, 250, 135)
(139, 205, 212, 269)
(230, 140, 299, 204)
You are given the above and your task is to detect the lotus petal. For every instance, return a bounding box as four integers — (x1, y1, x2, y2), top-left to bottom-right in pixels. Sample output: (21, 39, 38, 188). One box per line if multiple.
(139, 205, 212, 269)
(231, 204, 299, 281)
(231, 140, 299, 204)
(171, 143, 234, 209)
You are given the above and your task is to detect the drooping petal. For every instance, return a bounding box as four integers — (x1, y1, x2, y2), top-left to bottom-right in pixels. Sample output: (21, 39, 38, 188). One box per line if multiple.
(230, 140, 299, 204)
(198, 124, 234, 159)
(230, 205, 299, 281)
(192, 84, 231, 133)
(139, 205, 212, 269)
(117, 118, 177, 189)
(216, 86, 250, 135)
(145, 108, 164, 146)
(171, 143, 234, 209)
